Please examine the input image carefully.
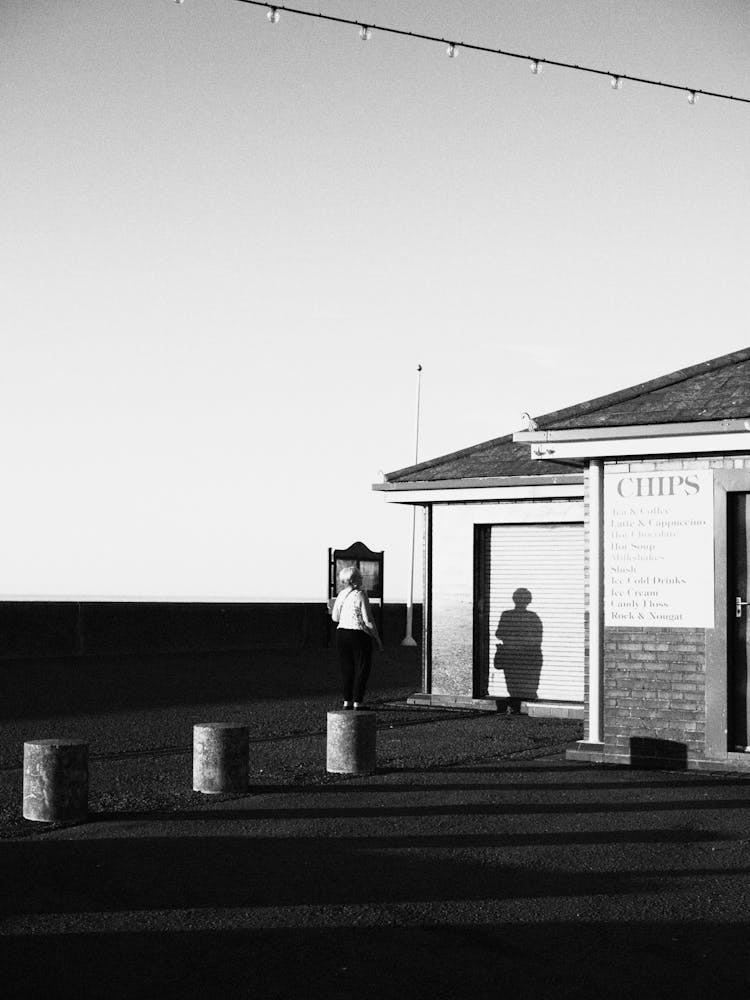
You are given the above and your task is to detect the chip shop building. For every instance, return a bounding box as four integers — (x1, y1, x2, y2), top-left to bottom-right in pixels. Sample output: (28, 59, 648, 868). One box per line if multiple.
(375, 347, 750, 772)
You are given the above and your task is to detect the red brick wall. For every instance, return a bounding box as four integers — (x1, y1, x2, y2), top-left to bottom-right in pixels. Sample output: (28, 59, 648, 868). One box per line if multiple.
(603, 626, 706, 761)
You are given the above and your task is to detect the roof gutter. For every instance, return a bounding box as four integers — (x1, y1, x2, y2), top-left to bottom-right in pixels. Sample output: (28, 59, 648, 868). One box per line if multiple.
(513, 420, 750, 462)
(373, 473, 584, 491)
(514, 417, 750, 443)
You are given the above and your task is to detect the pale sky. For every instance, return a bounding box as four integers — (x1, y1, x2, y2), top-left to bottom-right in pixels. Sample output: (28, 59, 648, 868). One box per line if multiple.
(2, 0, 749, 601)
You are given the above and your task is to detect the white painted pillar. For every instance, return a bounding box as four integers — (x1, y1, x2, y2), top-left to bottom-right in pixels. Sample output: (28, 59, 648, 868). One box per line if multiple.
(588, 459, 604, 744)
(402, 504, 418, 647)
(402, 364, 422, 647)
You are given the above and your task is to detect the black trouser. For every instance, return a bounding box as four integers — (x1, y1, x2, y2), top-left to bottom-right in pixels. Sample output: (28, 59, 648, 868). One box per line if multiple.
(336, 628, 372, 703)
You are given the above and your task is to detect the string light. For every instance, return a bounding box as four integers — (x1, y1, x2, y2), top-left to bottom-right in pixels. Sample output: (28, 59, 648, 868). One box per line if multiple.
(610, 75, 622, 90)
(224, 1, 749, 107)
(359, 25, 372, 41)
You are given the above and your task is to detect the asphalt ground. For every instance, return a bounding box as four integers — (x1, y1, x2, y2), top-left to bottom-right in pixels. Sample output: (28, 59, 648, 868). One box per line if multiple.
(2, 648, 750, 999)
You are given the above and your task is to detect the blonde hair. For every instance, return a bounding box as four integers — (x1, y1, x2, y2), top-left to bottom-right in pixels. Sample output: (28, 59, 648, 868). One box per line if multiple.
(339, 565, 363, 589)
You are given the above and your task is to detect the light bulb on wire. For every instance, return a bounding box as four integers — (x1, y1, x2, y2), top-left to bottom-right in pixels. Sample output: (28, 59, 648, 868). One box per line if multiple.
(203, 3, 744, 111)
(174, 0, 185, 5)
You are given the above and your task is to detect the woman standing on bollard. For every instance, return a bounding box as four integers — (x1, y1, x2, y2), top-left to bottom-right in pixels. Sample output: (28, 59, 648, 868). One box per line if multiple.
(331, 566, 384, 710)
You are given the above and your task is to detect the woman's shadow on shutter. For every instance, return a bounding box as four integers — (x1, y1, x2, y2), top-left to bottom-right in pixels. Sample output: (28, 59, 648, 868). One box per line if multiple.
(493, 587, 543, 713)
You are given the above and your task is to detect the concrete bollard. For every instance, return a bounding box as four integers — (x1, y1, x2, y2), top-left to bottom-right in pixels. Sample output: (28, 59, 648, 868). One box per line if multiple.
(193, 723, 249, 794)
(23, 739, 88, 823)
(326, 710, 377, 774)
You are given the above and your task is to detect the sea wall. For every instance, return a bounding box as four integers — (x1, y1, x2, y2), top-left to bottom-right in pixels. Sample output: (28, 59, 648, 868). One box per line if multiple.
(0, 602, 422, 660)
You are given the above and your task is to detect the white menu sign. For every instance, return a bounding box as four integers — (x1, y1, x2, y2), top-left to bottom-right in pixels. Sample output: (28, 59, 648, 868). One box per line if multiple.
(604, 469, 714, 628)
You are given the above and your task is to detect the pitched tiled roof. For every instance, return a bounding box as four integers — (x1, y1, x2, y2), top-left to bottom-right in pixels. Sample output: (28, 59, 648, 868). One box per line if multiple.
(542, 346, 750, 430)
(384, 347, 750, 484)
(384, 435, 578, 483)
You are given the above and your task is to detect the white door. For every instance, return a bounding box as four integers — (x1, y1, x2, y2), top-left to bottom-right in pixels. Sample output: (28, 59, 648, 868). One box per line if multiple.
(486, 523, 584, 702)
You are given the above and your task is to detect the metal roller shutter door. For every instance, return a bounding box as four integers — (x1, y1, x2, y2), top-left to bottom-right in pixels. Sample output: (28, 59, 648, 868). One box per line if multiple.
(486, 523, 584, 702)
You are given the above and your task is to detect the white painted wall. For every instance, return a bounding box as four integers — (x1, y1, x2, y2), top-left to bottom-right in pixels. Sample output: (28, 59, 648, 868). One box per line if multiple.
(431, 499, 583, 697)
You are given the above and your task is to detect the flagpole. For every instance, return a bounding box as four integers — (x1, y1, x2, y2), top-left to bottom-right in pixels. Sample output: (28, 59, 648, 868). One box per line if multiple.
(402, 363, 422, 647)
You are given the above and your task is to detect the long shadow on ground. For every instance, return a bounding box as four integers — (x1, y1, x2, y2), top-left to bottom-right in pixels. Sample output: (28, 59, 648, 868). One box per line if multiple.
(1, 920, 748, 1000)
